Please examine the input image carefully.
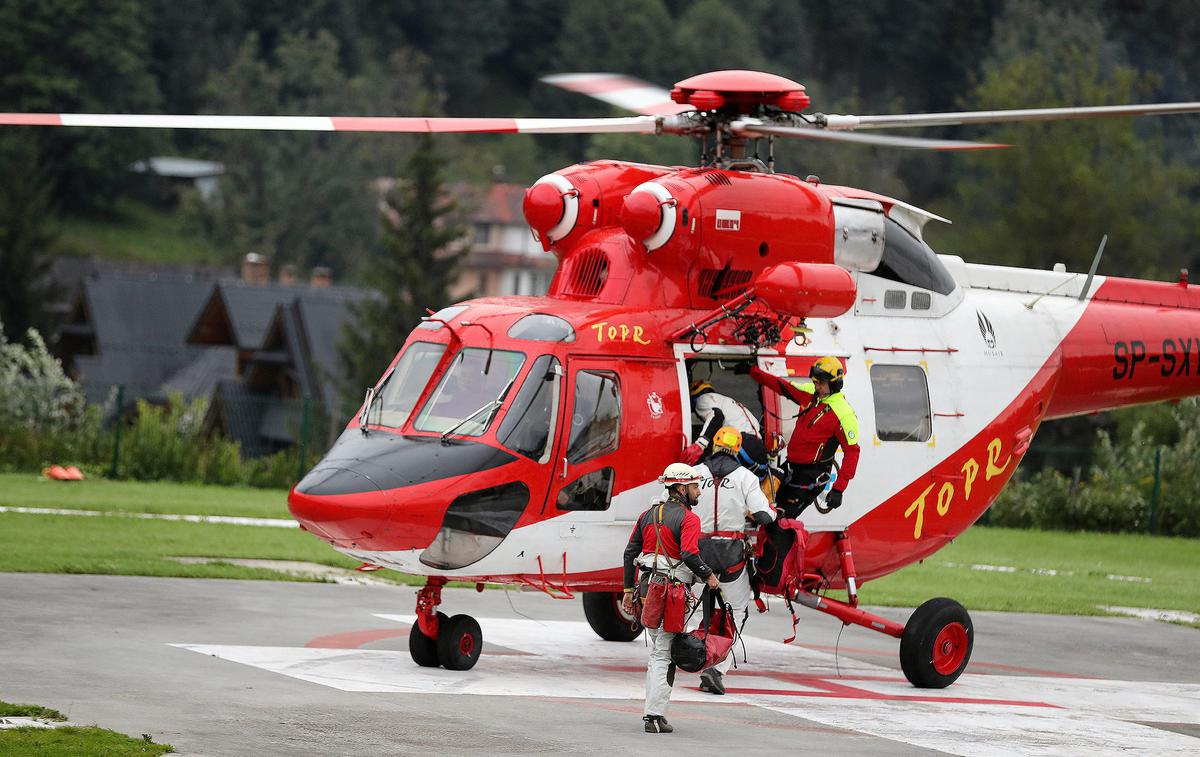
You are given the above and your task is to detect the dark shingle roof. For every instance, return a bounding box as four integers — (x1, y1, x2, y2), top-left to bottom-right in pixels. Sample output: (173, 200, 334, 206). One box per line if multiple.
(68, 271, 220, 404)
(159, 346, 237, 401)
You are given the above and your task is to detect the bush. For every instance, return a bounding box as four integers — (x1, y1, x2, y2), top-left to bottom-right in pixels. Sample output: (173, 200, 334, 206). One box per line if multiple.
(992, 399, 1200, 537)
(0, 322, 108, 470)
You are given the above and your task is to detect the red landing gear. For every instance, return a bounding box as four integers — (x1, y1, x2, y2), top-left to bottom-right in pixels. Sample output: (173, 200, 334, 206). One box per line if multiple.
(787, 533, 974, 689)
(409, 577, 483, 671)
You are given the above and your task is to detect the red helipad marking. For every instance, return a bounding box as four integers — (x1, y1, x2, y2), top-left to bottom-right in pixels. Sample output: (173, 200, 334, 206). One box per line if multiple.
(306, 628, 408, 649)
(796, 643, 1091, 679)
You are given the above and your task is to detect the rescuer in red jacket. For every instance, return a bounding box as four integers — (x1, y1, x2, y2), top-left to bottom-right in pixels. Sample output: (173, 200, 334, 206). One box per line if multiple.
(622, 463, 720, 734)
(748, 356, 861, 517)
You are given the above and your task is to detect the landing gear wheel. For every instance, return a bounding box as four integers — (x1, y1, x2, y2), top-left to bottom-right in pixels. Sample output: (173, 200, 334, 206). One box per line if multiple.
(409, 611, 448, 667)
(582, 591, 643, 641)
(900, 597, 973, 688)
(437, 614, 483, 671)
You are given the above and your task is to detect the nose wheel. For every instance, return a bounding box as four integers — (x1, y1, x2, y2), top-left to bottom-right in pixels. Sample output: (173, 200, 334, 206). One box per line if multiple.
(409, 578, 484, 670)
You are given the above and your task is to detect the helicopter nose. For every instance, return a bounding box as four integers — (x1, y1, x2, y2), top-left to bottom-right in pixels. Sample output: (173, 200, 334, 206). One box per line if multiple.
(288, 467, 448, 551)
(287, 429, 521, 552)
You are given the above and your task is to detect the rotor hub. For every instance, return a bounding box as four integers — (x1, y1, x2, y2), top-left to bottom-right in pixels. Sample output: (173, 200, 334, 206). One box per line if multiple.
(671, 70, 810, 113)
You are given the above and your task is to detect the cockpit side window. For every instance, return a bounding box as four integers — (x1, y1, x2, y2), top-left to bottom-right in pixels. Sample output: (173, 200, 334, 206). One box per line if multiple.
(872, 217, 956, 295)
(370, 342, 447, 428)
(497, 355, 560, 460)
(566, 370, 620, 463)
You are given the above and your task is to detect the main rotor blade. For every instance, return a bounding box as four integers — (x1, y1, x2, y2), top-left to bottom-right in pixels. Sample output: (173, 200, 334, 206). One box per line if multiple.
(540, 73, 692, 116)
(0, 113, 668, 135)
(733, 122, 1009, 151)
(825, 102, 1200, 131)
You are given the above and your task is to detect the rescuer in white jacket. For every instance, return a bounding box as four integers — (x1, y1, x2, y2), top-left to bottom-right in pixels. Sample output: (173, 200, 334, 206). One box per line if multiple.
(692, 426, 776, 695)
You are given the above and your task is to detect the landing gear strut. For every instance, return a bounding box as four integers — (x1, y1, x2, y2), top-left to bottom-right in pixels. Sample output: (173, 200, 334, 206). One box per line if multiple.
(409, 577, 484, 670)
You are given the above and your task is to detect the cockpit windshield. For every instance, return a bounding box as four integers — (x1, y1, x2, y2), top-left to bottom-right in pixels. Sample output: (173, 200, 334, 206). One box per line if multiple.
(413, 348, 526, 436)
(369, 342, 447, 428)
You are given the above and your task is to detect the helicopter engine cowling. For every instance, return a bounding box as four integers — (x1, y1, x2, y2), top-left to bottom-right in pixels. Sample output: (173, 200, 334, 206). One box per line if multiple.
(754, 261, 856, 318)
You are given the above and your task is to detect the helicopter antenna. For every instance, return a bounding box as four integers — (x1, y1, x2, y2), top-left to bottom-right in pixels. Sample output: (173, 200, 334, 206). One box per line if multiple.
(1078, 234, 1108, 301)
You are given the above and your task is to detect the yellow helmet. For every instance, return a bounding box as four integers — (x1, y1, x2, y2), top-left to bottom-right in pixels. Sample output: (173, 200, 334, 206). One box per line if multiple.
(809, 356, 846, 382)
(711, 426, 742, 455)
(689, 379, 714, 398)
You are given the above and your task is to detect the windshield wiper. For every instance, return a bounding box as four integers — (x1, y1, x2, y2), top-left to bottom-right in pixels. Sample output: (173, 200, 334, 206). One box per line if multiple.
(440, 378, 515, 444)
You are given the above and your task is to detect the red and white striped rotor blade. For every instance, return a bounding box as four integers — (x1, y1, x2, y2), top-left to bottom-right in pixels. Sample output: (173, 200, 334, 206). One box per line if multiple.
(0, 113, 665, 135)
(541, 73, 692, 116)
(734, 121, 1010, 151)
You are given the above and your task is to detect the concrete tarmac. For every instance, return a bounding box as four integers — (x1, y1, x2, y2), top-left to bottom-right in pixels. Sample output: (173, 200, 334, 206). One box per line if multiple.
(1, 573, 1197, 756)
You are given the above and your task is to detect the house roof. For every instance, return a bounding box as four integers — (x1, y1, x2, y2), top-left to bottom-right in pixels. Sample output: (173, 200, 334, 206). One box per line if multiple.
(189, 280, 365, 351)
(64, 271, 223, 404)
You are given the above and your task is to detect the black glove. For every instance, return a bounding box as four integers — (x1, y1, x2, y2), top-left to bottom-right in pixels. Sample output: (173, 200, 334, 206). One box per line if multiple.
(825, 489, 843, 510)
(733, 361, 752, 375)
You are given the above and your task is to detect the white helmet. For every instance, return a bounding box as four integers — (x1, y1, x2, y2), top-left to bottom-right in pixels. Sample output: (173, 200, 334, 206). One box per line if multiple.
(659, 462, 703, 486)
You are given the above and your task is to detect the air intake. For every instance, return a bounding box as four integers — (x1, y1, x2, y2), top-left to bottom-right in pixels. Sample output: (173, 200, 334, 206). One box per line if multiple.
(699, 268, 753, 299)
(558, 247, 609, 298)
(700, 170, 732, 186)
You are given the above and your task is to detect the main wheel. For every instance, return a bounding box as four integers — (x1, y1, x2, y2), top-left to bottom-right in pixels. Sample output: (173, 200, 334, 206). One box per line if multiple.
(437, 614, 483, 671)
(409, 611, 448, 667)
(582, 591, 643, 642)
(900, 597, 973, 688)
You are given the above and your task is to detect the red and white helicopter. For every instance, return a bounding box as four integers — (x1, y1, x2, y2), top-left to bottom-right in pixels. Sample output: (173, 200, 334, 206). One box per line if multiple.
(10, 69, 1200, 687)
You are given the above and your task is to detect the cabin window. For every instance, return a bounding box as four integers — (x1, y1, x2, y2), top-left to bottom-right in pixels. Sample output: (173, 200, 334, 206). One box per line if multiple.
(419, 482, 529, 570)
(884, 290, 907, 309)
(414, 348, 526, 436)
(497, 355, 560, 460)
(872, 217, 956, 295)
(566, 370, 621, 463)
(870, 364, 932, 442)
(507, 313, 576, 342)
(371, 342, 447, 428)
(557, 467, 615, 511)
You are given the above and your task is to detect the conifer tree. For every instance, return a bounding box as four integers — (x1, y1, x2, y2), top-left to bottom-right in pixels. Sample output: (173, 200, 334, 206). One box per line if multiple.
(339, 134, 465, 405)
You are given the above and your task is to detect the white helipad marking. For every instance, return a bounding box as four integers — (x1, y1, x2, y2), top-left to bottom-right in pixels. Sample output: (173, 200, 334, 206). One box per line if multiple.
(1100, 606, 1200, 624)
(173, 616, 1200, 756)
(0, 506, 296, 528)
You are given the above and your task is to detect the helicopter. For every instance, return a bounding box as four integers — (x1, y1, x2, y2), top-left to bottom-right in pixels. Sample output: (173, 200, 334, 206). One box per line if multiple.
(8, 69, 1200, 687)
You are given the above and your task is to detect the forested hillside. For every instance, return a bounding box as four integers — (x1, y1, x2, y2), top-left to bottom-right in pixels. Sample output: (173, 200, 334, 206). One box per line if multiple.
(3, 0, 1200, 338)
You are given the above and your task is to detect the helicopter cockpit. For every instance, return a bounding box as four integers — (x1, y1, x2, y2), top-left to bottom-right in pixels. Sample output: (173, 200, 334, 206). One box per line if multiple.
(289, 304, 626, 573)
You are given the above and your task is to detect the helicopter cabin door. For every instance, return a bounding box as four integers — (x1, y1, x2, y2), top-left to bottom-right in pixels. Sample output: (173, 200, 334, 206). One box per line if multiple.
(542, 356, 625, 522)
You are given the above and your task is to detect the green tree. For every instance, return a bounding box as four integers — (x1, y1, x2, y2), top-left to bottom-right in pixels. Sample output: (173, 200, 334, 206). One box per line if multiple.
(195, 32, 427, 274)
(340, 134, 466, 396)
(0, 137, 58, 343)
(0, 0, 162, 213)
(927, 2, 1200, 275)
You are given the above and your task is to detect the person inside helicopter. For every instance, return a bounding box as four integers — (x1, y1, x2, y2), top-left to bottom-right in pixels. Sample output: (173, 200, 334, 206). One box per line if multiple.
(683, 362, 771, 481)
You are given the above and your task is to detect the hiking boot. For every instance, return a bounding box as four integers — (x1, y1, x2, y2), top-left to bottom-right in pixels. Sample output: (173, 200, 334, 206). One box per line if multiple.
(698, 667, 726, 695)
(643, 715, 673, 733)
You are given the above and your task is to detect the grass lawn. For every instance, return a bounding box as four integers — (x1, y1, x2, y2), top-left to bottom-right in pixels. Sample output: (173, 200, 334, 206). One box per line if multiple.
(57, 199, 230, 266)
(0, 474, 290, 518)
(867, 526, 1200, 618)
(1, 474, 1196, 618)
(0, 701, 173, 755)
